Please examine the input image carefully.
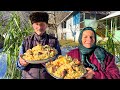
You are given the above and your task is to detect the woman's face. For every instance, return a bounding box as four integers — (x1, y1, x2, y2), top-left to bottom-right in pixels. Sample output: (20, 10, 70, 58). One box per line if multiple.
(32, 22, 48, 35)
(82, 30, 95, 48)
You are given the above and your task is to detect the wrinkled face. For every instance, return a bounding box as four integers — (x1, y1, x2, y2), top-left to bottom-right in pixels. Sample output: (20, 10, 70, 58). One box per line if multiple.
(32, 22, 48, 35)
(82, 30, 95, 48)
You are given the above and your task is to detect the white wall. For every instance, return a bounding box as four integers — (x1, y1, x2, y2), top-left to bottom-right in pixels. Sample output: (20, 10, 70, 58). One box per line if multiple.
(65, 17, 80, 42)
(57, 15, 80, 42)
(57, 24, 62, 40)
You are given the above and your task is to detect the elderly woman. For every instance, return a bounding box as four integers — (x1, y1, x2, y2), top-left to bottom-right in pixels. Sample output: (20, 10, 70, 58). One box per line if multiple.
(67, 27, 120, 79)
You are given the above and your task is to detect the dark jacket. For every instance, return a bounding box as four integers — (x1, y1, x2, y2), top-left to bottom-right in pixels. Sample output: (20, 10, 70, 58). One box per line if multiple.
(16, 32, 61, 79)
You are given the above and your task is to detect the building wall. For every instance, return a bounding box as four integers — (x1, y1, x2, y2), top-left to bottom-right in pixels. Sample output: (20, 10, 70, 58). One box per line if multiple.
(114, 30, 120, 42)
(57, 12, 106, 42)
(66, 17, 74, 40)
(57, 24, 62, 40)
(65, 15, 80, 42)
(84, 19, 98, 29)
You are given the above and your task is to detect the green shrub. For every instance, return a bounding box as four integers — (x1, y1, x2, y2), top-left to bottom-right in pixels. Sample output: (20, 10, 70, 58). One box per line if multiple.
(0, 12, 33, 79)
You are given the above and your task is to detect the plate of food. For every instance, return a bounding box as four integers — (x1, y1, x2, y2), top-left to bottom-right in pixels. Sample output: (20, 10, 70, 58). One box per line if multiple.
(21, 44, 58, 64)
(45, 55, 86, 79)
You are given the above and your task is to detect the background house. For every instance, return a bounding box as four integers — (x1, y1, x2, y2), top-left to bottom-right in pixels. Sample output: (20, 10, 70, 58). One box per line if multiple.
(98, 11, 120, 42)
(57, 11, 109, 42)
(97, 11, 120, 62)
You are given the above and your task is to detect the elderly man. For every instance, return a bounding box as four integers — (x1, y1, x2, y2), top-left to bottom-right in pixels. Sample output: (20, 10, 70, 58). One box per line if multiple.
(16, 12, 61, 79)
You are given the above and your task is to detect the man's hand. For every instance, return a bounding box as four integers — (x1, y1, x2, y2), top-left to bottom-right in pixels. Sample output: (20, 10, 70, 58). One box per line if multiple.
(83, 67, 95, 79)
(19, 55, 29, 67)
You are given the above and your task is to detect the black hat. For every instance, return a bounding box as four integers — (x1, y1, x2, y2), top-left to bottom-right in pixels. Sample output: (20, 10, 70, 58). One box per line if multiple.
(29, 12, 49, 24)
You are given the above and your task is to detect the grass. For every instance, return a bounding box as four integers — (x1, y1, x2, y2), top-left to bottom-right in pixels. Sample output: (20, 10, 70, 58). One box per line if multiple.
(59, 39, 79, 47)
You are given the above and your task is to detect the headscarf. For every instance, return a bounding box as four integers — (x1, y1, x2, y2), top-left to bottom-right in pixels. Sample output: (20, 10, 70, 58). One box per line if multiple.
(78, 27, 105, 71)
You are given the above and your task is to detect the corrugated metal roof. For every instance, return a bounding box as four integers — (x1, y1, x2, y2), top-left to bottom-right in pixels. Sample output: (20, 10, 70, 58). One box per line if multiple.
(99, 11, 120, 20)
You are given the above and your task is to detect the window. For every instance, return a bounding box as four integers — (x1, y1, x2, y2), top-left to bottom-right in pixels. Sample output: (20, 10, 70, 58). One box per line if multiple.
(80, 13, 84, 22)
(85, 13, 96, 19)
(85, 13, 90, 19)
(90, 13, 96, 19)
(62, 21, 66, 28)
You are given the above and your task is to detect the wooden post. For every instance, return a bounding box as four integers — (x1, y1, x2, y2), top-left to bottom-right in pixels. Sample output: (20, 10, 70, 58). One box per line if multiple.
(83, 12, 85, 28)
(105, 19, 108, 37)
(115, 17, 117, 32)
(111, 18, 113, 34)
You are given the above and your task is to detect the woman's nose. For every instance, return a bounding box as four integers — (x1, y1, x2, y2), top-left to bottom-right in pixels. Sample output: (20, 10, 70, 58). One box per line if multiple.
(86, 37, 92, 42)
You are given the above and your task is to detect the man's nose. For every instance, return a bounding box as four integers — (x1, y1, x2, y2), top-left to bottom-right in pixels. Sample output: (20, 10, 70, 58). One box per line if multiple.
(38, 25, 42, 29)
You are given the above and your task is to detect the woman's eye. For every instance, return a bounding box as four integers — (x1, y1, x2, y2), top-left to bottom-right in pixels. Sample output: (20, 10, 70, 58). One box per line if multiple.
(90, 36, 94, 39)
(83, 36, 87, 38)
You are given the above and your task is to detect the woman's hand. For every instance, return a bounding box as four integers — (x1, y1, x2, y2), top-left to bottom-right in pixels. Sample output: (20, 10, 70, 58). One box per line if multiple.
(19, 55, 29, 67)
(83, 67, 95, 79)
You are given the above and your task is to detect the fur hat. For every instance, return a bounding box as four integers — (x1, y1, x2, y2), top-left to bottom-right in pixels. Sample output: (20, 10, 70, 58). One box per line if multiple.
(29, 12, 49, 24)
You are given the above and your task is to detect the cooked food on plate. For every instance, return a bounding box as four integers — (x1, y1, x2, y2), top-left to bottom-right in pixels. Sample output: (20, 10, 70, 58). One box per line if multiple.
(46, 55, 86, 79)
(21, 44, 57, 61)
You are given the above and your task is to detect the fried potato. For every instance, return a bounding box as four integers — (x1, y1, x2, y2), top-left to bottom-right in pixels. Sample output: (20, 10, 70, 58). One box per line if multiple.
(22, 44, 57, 61)
(46, 55, 86, 79)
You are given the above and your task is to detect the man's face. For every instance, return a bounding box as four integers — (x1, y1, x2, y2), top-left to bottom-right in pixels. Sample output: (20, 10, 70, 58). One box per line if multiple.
(32, 22, 48, 35)
(82, 30, 95, 48)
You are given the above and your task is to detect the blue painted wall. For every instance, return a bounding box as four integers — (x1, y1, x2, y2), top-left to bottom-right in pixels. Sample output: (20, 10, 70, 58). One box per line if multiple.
(73, 12, 80, 25)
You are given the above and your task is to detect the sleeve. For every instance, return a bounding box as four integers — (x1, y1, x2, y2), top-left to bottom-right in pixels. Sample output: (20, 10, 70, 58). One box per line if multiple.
(67, 50, 73, 57)
(16, 41, 26, 70)
(93, 53, 120, 79)
(67, 49, 81, 61)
